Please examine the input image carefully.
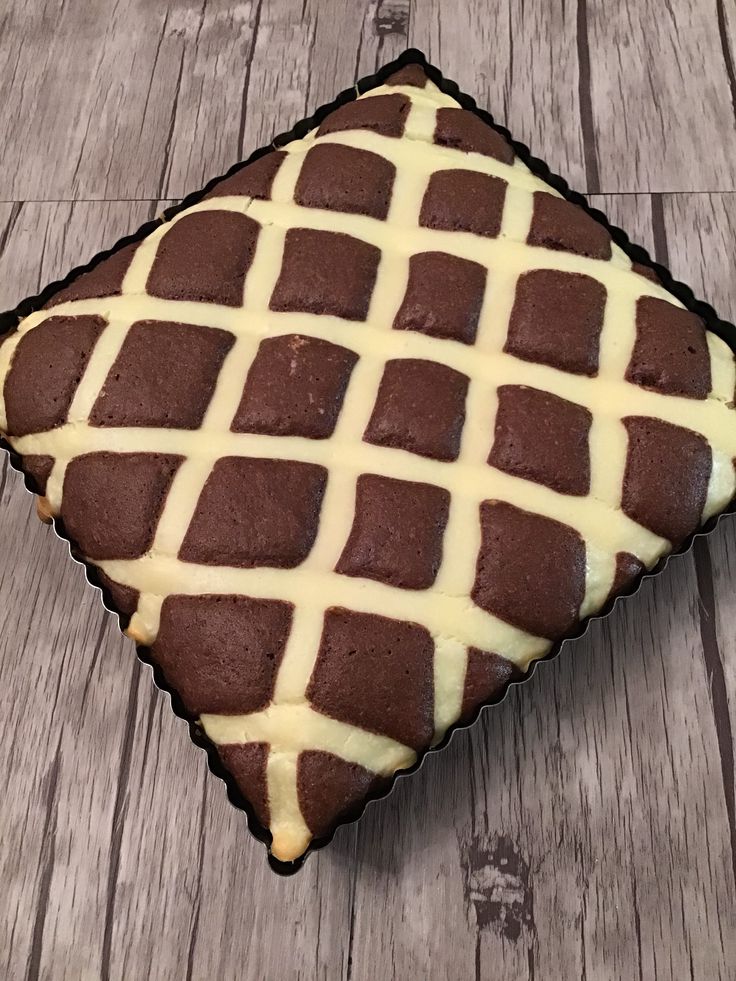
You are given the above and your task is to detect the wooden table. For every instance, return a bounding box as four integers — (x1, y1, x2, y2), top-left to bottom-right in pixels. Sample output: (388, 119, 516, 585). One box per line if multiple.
(2, 2, 735, 978)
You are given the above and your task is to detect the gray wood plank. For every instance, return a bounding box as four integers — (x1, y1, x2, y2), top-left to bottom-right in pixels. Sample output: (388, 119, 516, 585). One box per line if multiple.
(236, 0, 414, 188)
(586, 0, 736, 193)
(0, 0, 417, 204)
(236, 0, 316, 168)
(0, 0, 263, 202)
(185, 790, 354, 981)
(153, 1, 264, 201)
(709, 515, 736, 900)
(6, 0, 735, 202)
(124, 0, 413, 202)
(660, 191, 736, 321)
(300, 0, 410, 125)
(3, 0, 736, 203)
(1, 1, 170, 201)
(719, 0, 736, 129)
(660, 190, 736, 905)
(410, 0, 590, 191)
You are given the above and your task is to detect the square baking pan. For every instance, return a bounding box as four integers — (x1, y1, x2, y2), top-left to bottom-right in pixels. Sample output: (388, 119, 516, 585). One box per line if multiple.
(1, 48, 734, 873)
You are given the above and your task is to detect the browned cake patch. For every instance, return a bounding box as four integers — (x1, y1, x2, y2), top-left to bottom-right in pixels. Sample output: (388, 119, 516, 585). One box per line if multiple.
(295, 144, 396, 219)
(153, 594, 293, 714)
(44, 242, 137, 308)
(460, 649, 520, 723)
(232, 334, 358, 439)
(147, 211, 260, 307)
(505, 269, 606, 376)
(95, 570, 140, 618)
(626, 297, 711, 399)
(90, 320, 235, 429)
(22, 454, 55, 495)
(4, 315, 105, 436)
(622, 417, 711, 543)
(420, 169, 507, 238)
(336, 474, 450, 589)
(527, 192, 612, 260)
(317, 93, 410, 138)
(364, 358, 469, 461)
(490, 385, 593, 495)
(631, 261, 661, 285)
(179, 456, 327, 568)
(608, 552, 646, 601)
(434, 107, 514, 164)
(384, 64, 429, 88)
(270, 228, 380, 321)
(307, 608, 435, 750)
(472, 501, 586, 639)
(394, 251, 487, 344)
(61, 452, 182, 561)
(217, 742, 271, 828)
(297, 750, 386, 837)
(204, 151, 286, 201)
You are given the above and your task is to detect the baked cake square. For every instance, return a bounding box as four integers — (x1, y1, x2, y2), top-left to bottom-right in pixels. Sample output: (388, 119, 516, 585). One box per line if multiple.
(1, 59, 735, 867)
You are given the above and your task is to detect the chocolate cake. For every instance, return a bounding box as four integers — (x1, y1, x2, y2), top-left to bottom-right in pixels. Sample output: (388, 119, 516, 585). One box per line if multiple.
(1, 61, 735, 865)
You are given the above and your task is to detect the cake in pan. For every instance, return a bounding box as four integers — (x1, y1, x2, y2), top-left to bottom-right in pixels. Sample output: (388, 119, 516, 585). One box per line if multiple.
(1, 61, 735, 864)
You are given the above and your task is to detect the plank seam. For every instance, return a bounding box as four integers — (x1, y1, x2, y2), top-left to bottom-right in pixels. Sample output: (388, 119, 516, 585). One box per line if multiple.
(100, 668, 141, 981)
(716, 0, 736, 125)
(24, 736, 62, 981)
(237, 0, 265, 161)
(693, 536, 736, 890)
(575, 0, 601, 194)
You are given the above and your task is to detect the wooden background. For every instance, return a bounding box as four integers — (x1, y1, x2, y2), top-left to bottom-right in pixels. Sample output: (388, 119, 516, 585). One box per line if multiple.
(1, 1, 736, 978)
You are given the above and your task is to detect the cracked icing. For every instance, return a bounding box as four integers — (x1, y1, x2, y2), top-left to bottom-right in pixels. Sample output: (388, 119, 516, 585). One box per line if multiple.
(1, 68, 735, 862)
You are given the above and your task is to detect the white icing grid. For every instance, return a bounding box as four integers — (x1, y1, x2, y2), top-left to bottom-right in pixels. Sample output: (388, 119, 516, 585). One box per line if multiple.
(2, 78, 736, 861)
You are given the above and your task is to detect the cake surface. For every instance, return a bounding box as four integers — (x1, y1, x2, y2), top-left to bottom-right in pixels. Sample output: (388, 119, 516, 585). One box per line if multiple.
(1, 62, 735, 864)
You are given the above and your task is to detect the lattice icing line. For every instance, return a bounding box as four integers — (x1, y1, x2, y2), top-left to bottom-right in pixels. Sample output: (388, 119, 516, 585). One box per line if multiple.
(1, 66, 735, 862)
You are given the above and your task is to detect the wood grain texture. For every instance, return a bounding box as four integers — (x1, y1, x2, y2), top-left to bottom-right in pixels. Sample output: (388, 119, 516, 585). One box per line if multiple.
(411, 0, 590, 190)
(0, 2, 735, 979)
(659, 191, 736, 900)
(586, 0, 736, 193)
